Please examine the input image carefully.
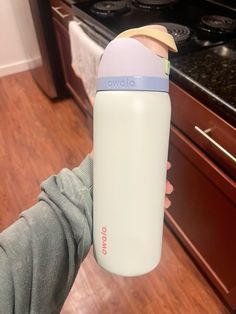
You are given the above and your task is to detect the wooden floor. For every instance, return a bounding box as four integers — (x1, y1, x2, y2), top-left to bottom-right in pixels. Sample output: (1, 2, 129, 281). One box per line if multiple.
(0, 71, 229, 313)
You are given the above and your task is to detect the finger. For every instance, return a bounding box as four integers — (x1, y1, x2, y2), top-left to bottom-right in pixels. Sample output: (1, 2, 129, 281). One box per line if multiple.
(164, 197, 171, 209)
(165, 181, 174, 194)
(167, 161, 171, 170)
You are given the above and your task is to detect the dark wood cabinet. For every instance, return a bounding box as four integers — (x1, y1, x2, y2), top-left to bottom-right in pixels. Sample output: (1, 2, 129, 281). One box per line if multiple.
(166, 85, 236, 311)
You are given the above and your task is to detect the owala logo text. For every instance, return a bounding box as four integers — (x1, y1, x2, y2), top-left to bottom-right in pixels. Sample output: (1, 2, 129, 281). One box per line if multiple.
(107, 78, 135, 89)
(101, 226, 107, 255)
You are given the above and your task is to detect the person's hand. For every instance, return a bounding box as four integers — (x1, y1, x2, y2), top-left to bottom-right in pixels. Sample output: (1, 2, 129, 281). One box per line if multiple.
(165, 161, 173, 209)
(89, 151, 173, 208)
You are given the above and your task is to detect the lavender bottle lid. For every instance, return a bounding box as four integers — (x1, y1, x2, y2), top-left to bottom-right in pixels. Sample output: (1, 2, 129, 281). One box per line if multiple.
(96, 38, 170, 92)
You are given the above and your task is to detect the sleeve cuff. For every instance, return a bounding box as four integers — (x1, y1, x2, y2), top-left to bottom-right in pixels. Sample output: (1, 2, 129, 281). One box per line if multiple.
(72, 154, 93, 193)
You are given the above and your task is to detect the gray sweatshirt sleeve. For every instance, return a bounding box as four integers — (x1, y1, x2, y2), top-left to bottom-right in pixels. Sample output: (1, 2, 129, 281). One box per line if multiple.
(0, 155, 93, 314)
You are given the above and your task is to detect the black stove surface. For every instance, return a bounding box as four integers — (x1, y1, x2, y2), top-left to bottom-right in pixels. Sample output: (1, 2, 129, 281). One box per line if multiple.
(73, 0, 236, 58)
(90, 1, 130, 17)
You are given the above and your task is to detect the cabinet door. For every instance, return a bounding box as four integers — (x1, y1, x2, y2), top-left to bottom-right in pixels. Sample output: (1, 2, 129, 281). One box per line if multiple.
(166, 126, 236, 310)
(52, 17, 91, 114)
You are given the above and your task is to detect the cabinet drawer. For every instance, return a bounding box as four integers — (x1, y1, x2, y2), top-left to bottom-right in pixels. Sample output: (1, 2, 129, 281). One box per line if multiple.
(166, 126, 236, 310)
(50, 0, 72, 28)
(170, 82, 236, 179)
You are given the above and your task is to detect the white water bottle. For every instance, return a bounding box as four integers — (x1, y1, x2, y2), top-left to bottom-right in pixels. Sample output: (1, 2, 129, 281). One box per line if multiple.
(93, 25, 177, 276)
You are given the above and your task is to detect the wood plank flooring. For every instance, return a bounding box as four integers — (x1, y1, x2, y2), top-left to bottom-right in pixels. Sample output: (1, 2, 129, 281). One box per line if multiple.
(0, 71, 229, 313)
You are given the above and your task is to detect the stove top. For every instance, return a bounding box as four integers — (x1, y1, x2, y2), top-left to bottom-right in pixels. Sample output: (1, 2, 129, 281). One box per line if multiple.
(90, 1, 130, 17)
(132, 0, 178, 10)
(73, 0, 236, 58)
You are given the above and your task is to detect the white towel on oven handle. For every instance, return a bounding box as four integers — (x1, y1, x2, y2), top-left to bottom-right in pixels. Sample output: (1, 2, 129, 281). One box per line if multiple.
(69, 21, 104, 103)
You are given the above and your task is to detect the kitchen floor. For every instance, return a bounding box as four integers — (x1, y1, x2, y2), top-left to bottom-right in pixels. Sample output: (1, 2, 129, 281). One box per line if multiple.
(0, 71, 229, 314)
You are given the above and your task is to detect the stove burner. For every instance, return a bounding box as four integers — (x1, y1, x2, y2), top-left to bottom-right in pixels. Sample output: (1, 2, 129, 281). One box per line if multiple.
(200, 15, 236, 35)
(91, 1, 130, 17)
(159, 23, 191, 43)
(133, 0, 177, 10)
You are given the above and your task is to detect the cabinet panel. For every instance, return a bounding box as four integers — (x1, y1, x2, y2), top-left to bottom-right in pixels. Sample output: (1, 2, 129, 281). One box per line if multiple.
(166, 126, 236, 309)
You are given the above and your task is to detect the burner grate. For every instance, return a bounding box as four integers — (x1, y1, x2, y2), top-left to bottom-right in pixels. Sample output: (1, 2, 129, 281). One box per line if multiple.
(200, 15, 236, 34)
(91, 1, 130, 17)
(133, 0, 177, 10)
(159, 23, 191, 43)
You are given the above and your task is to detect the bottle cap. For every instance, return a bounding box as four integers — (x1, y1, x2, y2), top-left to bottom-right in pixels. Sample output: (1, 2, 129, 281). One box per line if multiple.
(96, 25, 177, 93)
(117, 25, 177, 58)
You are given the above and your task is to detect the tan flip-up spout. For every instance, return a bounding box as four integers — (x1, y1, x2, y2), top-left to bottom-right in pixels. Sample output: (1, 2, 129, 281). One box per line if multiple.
(116, 25, 177, 59)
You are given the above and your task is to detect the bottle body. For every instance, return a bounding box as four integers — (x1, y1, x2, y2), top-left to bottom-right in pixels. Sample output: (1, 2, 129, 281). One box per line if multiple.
(93, 90, 171, 276)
